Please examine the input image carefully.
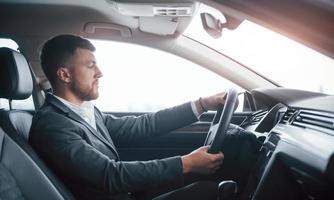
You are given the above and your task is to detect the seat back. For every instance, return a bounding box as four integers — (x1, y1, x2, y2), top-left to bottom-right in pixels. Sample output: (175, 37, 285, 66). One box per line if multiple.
(0, 127, 66, 200)
(0, 110, 32, 140)
(0, 47, 74, 199)
(0, 47, 33, 140)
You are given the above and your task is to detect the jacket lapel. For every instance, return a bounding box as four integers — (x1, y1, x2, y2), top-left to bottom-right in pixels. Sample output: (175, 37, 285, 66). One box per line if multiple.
(94, 111, 115, 145)
(46, 94, 119, 158)
(94, 109, 120, 159)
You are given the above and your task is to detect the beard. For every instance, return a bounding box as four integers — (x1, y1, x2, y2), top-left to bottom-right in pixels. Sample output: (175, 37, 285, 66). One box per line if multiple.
(69, 80, 99, 101)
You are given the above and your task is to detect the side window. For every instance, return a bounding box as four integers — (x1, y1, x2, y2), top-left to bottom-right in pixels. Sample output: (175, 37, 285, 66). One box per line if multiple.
(91, 40, 244, 112)
(0, 39, 35, 110)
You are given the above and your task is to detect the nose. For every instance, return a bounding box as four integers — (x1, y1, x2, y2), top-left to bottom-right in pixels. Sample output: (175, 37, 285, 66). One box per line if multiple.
(95, 65, 103, 78)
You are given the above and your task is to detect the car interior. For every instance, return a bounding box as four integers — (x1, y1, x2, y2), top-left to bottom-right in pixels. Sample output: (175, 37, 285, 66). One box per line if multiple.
(0, 0, 334, 200)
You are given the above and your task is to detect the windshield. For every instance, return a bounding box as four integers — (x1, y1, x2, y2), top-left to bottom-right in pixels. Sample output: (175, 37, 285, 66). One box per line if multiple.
(184, 4, 334, 94)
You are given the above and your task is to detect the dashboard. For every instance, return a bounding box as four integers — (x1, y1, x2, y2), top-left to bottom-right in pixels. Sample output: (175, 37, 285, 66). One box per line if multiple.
(240, 88, 334, 200)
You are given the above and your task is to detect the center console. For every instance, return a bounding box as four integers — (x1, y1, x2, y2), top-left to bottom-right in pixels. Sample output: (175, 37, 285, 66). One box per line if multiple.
(241, 132, 280, 200)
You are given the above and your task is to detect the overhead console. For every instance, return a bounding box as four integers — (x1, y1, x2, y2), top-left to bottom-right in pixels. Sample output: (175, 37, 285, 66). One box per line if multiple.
(107, 0, 195, 17)
(106, 0, 198, 35)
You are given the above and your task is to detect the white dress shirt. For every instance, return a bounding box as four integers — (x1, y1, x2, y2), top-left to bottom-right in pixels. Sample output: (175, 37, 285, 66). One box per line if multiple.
(53, 95, 97, 130)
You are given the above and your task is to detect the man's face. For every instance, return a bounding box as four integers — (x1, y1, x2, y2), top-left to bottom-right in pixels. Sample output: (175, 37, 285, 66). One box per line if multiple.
(66, 48, 103, 101)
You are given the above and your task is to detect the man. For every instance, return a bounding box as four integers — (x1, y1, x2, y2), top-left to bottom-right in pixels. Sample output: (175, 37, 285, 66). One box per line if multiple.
(29, 34, 228, 200)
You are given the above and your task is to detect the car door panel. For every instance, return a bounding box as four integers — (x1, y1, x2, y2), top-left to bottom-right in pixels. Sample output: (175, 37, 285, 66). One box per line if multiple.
(109, 112, 252, 161)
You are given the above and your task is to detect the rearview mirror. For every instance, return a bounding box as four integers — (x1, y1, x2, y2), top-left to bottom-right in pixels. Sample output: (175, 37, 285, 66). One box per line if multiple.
(200, 13, 223, 38)
(201, 12, 243, 39)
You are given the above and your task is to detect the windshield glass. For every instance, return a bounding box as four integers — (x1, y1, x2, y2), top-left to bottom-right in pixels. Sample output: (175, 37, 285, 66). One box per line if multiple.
(184, 4, 334, 94)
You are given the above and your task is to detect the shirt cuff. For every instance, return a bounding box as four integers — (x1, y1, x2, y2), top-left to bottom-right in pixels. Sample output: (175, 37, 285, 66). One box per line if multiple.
(190, 101, 201, 119)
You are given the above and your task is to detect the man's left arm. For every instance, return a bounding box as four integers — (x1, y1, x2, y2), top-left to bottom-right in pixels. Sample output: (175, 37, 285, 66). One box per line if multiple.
(100, 102, 198, 141)
(101, 92, 230, 141)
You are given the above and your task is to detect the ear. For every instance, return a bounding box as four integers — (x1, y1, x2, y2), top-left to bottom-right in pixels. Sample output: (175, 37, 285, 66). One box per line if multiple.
(57, 67, 71, 83)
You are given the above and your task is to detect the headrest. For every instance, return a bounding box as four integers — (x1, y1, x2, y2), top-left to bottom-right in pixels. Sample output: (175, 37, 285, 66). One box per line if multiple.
(0, 47, 33, 100)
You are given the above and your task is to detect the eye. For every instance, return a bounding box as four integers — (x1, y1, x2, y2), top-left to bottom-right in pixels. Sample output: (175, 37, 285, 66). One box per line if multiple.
(87, 61, 96, 68)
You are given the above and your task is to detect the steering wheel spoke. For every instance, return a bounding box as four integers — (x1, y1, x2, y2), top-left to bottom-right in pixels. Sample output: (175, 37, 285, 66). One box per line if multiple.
(204, 88, 238, 154)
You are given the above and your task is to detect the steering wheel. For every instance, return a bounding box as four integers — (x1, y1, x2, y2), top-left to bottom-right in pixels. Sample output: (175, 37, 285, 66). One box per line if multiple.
(204, 88, 238, 154)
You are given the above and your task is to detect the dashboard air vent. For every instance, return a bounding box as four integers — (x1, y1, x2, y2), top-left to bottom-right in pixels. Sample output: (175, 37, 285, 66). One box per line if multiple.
(249, 109, 268, 125)
(281, 109, 297, 124)
(292, 110, 334, 134)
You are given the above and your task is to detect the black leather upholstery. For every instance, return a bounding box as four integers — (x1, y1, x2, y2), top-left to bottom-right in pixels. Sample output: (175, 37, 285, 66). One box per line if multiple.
(0, 47, 33, 100)
(0, 119, 75, 199)
(0, 128, 66, 200)
(0, 47, 34, 140)
(0, 48, 74, 199)
(0, 110, 32, 140)
(0, 163, 24, 200)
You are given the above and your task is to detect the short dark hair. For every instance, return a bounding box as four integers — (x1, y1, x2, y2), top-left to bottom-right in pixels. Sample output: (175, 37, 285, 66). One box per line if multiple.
(40, 34, 95, 86)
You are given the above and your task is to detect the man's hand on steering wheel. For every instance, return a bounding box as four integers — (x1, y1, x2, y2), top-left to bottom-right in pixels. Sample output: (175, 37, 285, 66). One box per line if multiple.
(195, 91, 239, 114)
(181, 89, 259, 175)
(203, 89, 239, 154)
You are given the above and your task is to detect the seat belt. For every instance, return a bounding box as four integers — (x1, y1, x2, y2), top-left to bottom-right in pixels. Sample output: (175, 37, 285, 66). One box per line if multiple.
(0, 128, 5, 160)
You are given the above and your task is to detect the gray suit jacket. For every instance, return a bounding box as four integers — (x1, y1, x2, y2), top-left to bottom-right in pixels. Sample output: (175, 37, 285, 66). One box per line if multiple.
(29, 93, 198, 199)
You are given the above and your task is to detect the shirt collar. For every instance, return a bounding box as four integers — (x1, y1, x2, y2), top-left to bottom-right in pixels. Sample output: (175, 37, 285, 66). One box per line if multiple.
(53, 94, 97, 130)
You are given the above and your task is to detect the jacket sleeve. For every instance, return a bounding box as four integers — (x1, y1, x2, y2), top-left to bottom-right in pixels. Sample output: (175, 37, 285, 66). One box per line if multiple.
(30, 112, 184, 194)
(101, 102, 198, 142)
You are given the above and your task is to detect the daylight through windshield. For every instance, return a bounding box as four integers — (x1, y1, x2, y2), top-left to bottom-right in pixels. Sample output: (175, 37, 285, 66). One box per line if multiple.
(184, 4, 334, 95)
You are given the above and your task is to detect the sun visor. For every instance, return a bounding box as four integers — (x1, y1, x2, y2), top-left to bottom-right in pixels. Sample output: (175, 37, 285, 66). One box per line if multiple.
(139, 16, 178, 35)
